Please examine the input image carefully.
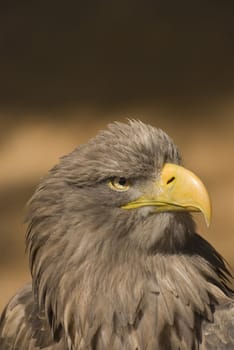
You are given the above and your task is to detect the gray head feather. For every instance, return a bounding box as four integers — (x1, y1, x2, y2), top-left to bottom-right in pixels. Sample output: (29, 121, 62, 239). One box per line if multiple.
(25, 120, 232, 349)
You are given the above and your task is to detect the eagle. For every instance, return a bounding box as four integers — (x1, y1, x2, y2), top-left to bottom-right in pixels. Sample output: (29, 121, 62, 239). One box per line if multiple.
(0, 120, 233, 349)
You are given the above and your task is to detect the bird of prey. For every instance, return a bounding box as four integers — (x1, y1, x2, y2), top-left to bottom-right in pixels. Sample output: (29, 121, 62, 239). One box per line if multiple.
(0, 120, 233, 350)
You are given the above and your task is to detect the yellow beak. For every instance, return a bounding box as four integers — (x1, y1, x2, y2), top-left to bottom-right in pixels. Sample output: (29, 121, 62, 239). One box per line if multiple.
(122, 163, 211, 226)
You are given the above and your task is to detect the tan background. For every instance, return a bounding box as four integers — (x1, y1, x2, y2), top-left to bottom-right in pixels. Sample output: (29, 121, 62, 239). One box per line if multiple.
(1, 2, 234, 311)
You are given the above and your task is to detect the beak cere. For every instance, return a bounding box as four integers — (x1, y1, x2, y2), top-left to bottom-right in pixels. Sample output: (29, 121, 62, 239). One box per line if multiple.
(122, 163, 211, 227)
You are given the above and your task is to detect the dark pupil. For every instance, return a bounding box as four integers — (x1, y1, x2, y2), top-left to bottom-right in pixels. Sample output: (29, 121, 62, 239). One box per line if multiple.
(118, 177, 127, 186)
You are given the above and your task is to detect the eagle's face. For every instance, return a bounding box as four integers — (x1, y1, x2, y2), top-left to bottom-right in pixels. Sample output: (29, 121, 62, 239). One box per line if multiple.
(30, 120, 210, 255)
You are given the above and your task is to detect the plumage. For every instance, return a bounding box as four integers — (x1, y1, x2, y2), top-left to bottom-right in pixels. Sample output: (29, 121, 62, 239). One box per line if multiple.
(0, 120, 233, 349)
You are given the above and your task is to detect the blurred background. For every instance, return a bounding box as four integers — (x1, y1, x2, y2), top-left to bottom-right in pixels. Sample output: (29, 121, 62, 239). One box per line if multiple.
(1, 1, 234, 311)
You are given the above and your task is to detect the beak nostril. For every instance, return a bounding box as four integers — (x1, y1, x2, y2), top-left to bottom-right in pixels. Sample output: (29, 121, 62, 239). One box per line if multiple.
(166, 176, 175, 185)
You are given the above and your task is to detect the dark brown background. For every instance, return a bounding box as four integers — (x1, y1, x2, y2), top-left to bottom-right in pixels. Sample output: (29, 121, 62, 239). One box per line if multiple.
(1, 1, 234, 311)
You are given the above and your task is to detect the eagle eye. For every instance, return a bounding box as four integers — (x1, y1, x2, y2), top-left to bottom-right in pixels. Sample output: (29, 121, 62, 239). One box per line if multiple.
(108, 177, 130, 192)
